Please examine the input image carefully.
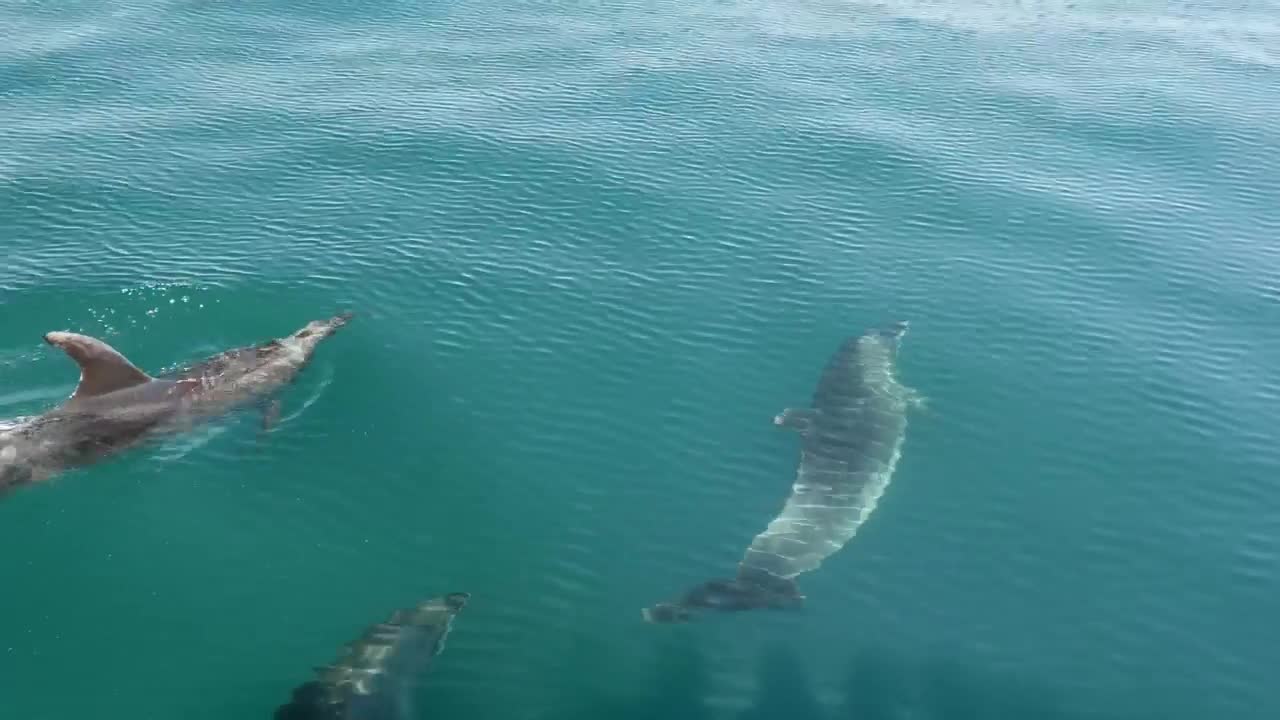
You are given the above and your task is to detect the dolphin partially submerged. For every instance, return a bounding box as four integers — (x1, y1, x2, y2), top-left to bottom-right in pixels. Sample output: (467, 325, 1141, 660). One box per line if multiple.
(0, 311, 353, 499)
(643, 321, 923, 623)
(274, 592, 470, 720)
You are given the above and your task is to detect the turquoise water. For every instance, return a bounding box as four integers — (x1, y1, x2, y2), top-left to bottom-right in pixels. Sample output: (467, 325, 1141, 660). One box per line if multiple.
(2, 1, 1279, 718)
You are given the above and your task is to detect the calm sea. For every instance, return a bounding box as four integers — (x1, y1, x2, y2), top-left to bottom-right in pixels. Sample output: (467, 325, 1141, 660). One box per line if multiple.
(2, 1, 1278, 719)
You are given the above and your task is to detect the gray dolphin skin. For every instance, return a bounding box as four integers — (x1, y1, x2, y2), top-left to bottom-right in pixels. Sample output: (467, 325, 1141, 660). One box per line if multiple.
(643, 321, 923, 623)
(0, 311, 354, 500)
(274, 592, 470, 720)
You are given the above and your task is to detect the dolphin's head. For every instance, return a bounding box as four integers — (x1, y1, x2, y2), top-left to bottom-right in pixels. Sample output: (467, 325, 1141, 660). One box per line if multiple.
(407, 591, 471, 625)
(286, 311, 355, 352)
(441, 592, 471, 611)
(641, 602, 693, 624)
(866, 320, 908, 357)
(878, 320, 909, 340)
(846, 320, 910, 389)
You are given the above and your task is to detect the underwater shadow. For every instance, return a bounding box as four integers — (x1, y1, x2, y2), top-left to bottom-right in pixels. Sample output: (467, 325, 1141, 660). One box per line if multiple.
(838, 647, 1172, 720)
(541, 639, 827, 720)
(736, 643, 826, 720)
(537, 636, 1181, 720)
(541, 636, 715, 720)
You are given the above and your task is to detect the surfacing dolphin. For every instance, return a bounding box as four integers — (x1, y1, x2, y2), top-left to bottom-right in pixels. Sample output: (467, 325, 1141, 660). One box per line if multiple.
(642, 321, 923, 623)
(274, 592, 470, 720)
(0, 311, 353, 500)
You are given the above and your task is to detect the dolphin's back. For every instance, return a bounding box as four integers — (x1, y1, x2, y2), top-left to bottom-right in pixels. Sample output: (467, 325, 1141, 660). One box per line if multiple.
(0, 379, 188, 492)
(739, 324, 914, 580)
(274, 593, 469, 720)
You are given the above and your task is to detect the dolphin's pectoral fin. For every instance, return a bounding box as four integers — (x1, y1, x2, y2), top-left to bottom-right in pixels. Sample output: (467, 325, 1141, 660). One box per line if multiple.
(261, 400, 282, 433)
(44, 331, 154, 404)
(904, 386, 929, 413)
(774, 408, 818, 433)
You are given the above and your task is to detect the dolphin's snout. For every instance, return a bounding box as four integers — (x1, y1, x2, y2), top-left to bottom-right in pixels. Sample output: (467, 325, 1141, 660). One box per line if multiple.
(641, 603, 691, 623)
(872, 320, 909, 342)
(315, 311, 354, 334)
(294, 312, 355, 340)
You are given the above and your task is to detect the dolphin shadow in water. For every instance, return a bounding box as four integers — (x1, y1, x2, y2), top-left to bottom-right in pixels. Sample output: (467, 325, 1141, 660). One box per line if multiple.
(544, 642, 821, 720)
(0, 312, 353, 500)
(837, 648, 1176, 720)
(644, 321, 923, 623)
(542, 637, 715, 720)
(736, 644, 826, 720)
(541, 641, 1168, 720)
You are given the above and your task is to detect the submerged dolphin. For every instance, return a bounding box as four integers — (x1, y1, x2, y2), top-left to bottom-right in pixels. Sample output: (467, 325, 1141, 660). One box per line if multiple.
(274, 592, 470, 720)
(643, 321, 923, 623)
(0, 312, 353, 499)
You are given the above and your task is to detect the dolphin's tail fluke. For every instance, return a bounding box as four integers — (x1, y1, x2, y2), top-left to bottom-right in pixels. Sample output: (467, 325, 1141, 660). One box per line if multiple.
(642, 572, 804, 624)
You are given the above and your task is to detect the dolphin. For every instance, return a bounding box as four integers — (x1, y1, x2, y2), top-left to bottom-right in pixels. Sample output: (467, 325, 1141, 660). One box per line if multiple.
(273, 592, 470, 720)
(0, 311, 354, 499)
(643, 321, 923, 623)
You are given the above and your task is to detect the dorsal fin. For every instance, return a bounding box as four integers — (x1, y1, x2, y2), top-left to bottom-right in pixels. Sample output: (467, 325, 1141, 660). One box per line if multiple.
(43, 331, 154, 405)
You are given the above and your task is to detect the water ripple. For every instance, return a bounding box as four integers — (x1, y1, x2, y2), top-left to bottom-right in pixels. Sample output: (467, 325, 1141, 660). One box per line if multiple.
(2, 0, 1279, 718)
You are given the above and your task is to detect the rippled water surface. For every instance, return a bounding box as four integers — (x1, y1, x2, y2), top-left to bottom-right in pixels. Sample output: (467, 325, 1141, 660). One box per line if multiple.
(2, 1, 1279, 719)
